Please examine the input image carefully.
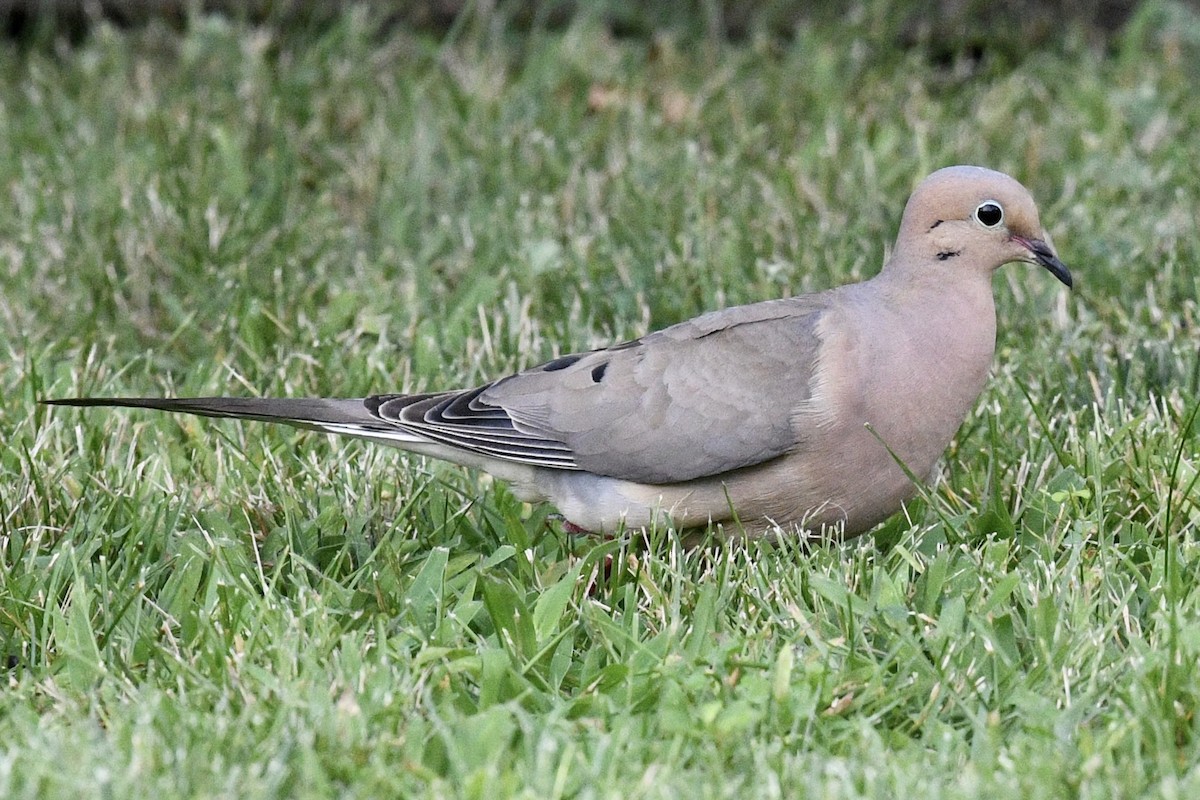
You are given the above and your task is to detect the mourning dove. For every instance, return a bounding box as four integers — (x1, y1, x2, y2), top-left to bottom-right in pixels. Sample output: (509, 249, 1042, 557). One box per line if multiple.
(48, 165, 1071, 539)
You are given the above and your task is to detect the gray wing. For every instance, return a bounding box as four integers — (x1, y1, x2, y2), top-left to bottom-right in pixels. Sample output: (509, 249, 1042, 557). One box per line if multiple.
(388, 296, 828, 484)
(51, 298, 828, 484)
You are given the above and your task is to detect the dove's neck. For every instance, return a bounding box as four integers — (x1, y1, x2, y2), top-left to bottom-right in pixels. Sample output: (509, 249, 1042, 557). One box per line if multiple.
(852, 259, 999, 395)
(871, 254, 997, 326)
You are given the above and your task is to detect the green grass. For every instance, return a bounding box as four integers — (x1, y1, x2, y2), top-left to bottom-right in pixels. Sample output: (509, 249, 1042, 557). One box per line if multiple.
(3, 2, 1200, 797)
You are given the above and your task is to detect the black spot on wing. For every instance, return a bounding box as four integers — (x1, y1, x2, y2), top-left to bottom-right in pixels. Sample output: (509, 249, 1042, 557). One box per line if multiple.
(541, 354, 583, 372)
(590, 362, 608, 383)
(929, 219, 944, 230)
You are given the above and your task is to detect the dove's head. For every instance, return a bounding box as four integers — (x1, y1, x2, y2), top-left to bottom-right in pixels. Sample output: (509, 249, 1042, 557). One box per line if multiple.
(891, 165, 1072, 288)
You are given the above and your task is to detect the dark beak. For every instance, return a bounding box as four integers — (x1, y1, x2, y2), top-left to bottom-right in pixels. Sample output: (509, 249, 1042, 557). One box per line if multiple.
(1018, 237, 1072, 289)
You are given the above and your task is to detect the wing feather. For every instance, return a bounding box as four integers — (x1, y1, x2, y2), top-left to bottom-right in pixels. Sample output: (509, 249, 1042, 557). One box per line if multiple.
(375, 296, 828, 483)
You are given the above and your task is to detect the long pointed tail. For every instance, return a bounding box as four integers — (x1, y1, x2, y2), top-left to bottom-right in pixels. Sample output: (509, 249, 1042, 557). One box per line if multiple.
(43, 396, 389, 432)
(42, 394, 543, 481)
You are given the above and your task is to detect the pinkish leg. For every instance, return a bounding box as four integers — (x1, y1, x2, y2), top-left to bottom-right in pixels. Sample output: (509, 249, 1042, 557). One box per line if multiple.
(546, 513, 594, 535)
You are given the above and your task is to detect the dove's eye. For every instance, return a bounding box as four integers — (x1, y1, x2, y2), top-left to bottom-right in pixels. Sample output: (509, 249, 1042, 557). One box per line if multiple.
(974, 201, 1004, 228)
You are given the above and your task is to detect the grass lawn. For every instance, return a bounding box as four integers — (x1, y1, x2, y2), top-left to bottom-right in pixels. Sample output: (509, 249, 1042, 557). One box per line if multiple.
(3, 3, 1200, 797)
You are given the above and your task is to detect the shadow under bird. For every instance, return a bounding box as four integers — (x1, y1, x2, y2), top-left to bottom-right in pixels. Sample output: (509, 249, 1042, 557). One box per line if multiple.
(48, 165, 1072, 540)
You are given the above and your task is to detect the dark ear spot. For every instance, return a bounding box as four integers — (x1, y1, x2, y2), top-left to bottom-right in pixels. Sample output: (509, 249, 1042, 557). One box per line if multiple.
(591, 362, 608, 383)
(936, 249, 961, 261)
(541, 354, 583, 372)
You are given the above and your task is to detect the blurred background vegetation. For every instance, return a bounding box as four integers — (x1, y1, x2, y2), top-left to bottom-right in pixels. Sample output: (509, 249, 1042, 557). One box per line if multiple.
(0, 0, 1153, 51)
